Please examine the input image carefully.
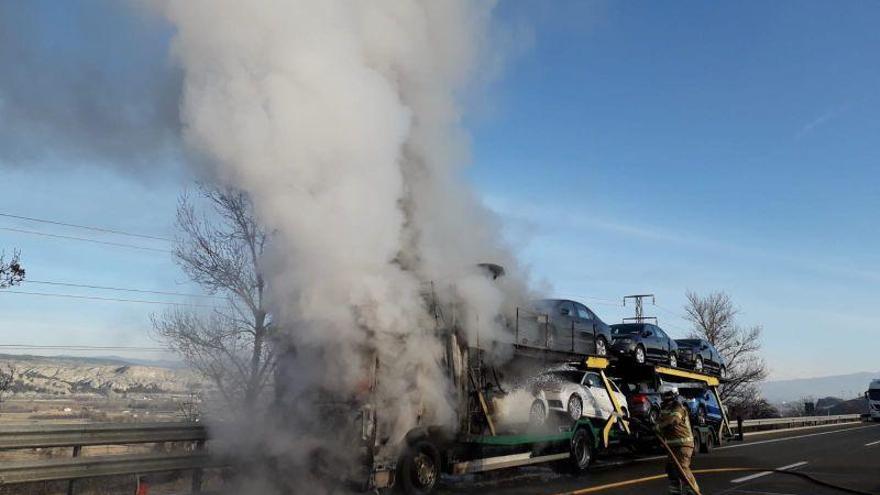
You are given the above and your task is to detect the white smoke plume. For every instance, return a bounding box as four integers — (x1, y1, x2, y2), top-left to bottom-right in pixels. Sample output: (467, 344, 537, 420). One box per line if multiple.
(156, 0, 530, 492)
(3, 0, 534, 491)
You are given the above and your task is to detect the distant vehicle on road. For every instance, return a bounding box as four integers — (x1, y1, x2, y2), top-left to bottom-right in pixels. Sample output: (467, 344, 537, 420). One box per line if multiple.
(530, 368, 628, 422)
(530, 299, 613, 356)
(609, 323, 679, 367)
(674, 338, 727, 377)
(866, 379, 880, 422)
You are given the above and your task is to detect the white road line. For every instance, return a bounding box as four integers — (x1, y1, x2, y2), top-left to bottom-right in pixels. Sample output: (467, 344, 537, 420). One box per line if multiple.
(730, 461, 807, 484)
(744, 420, 861, 437)
(865, 439, 880, 446)
(627, 424, 878, 464)
(717, 424, 880, 451)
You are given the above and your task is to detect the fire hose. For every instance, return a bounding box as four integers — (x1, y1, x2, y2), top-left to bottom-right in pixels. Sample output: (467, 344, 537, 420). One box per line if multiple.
(626, 417, 876, 495)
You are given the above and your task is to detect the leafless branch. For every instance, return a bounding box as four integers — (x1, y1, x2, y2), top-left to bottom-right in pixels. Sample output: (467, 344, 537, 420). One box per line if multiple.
(0, 364, 17, 412)
(152, 186, 274, 415)
(683, 290, 768, 408)
(0, 250, 25, 289)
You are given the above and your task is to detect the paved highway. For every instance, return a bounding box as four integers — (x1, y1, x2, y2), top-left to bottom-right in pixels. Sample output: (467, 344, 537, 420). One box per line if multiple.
(438, 422, 880, 495)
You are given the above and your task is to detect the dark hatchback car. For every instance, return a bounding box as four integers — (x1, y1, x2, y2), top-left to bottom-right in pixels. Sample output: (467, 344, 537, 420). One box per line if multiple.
(675, 339, 727, 377)
(531, 299, 614, 356)
(610, 323, 679, 367)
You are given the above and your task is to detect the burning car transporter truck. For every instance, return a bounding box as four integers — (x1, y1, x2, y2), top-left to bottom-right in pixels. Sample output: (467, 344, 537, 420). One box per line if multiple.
(335, 309, 733, 495)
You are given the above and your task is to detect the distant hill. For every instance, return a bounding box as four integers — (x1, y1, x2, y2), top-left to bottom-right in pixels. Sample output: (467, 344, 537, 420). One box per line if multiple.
(0, 353, 184, 369)
(0, 354, 198, 397)
(760, 371, 879, 403)
(815, 396, 868, 415)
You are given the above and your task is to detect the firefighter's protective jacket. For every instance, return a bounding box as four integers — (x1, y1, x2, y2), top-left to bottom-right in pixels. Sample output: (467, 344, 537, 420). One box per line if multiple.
(658, 401, 694, 447)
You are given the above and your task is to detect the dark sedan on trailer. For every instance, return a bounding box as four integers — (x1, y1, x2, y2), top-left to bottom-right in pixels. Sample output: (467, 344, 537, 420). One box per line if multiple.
(609, 323, 679, 367)
(531, 299, 614, 356)
(675, 339, 726, 378)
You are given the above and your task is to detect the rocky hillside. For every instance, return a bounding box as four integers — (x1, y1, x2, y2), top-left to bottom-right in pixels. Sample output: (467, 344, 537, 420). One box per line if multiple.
(0, 354, 198, 397)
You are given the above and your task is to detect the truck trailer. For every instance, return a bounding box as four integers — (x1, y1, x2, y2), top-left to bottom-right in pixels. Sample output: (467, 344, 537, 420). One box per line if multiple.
(324, 299, 731, 494)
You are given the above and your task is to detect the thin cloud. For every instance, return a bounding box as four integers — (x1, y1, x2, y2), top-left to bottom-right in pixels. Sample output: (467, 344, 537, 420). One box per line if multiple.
(484, 194, 880, 285)
(795, 104, 848, 140)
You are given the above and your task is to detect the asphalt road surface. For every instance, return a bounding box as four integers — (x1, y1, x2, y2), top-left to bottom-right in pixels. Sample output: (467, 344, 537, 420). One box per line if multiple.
(437, 421, 880, 495)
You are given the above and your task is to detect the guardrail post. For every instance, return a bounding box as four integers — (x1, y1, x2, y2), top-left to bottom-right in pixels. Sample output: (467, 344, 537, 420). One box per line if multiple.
(544, 315, 550, 349)
(191, 439, 205, 493)
(737, 416, 744, 441)
(515, 307, 519, 344)
(67, 445, 82, 495)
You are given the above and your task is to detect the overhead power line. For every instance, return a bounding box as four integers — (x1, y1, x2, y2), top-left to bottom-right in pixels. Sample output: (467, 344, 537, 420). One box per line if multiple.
(655, 304, 689, 321)
(0, 212, 171, 242)
(24, 280, 221, 299)
(0, 227, 171, 253)
(555, 294, 623, 307)
(0, 289, 215, 308)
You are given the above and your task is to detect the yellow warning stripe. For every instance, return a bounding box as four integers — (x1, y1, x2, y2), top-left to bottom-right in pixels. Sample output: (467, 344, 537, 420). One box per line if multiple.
(654, 366, 720, 386)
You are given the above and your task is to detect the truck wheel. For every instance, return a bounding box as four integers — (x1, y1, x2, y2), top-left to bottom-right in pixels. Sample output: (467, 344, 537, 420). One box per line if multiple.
(697, 428, 711, 454)
(397, 440, 441, 495)
(713, 426, 724, 447)
(568, 428, 593, 474)
(595, 336, 608, 356)
(692, 428, 703, 455)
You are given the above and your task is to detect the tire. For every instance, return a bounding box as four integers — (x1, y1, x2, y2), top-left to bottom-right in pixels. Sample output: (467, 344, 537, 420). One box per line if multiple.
(648, 407, 660, 425)
(529, 399, 547, 427)
(694, 356, 704, 372)
(568, 394, 583, 421)
(692, 428, 703, 455)
(634, 345, 646, 364)
(396, 440, 441, 495)
(568, 428, 593, 474)
(699, 428, 712, 454)
(713, 426, 724, 447)
(668, 353, 678, 368)
(719, 366, 727, 379)
(595, 336, 608, 356)
(696, 407, 707, 426)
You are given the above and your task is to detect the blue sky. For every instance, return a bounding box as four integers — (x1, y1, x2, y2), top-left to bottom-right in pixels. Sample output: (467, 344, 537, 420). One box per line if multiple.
(1, 1, 878, 380)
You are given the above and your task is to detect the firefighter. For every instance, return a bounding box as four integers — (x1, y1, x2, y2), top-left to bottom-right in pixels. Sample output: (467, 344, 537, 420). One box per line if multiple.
(656, 386, 699, 495)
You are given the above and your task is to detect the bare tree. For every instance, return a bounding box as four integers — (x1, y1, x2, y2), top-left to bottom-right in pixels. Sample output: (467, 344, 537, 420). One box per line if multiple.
(0, 250, 25, 288)
(0, 365, 17, 412)
(152, 186, 273, 414)
(683, 291, 768, 408)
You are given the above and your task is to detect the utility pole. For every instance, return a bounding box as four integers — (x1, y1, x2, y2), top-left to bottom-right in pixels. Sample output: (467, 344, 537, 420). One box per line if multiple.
(623, 294, 657, 324)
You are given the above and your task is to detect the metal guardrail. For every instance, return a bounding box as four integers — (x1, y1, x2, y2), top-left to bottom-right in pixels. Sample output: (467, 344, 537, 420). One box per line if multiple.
(0, 452, 215, 484)
(0, 422, 210, 493)
(736, 414, 861, 433)
(0, 422, 207, 449)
